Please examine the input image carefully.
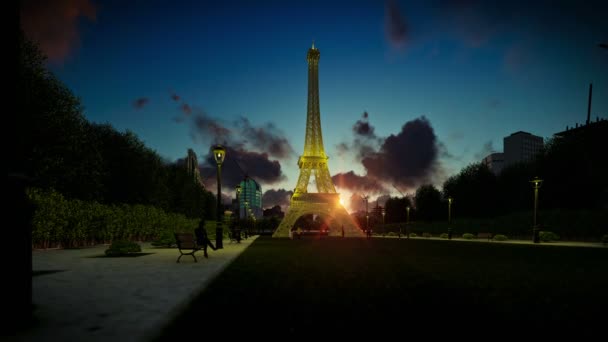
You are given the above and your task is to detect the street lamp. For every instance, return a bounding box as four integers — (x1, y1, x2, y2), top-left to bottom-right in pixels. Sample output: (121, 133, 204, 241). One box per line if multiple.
(363, 195, 370, 238)
(406, 206, 410, 239)
(530, 176, 543, 243)
(381, 207, 386, 237)
(213, 144, 226, 249)
(235, 185, 241, 221)
(447, 197, 453, 240)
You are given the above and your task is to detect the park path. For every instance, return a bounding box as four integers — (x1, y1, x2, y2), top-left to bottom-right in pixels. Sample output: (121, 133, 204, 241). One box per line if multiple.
(12, 237, 258, 342)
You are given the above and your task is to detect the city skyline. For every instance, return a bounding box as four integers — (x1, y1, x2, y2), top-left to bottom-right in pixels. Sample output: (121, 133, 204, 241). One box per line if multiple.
(21, 0, 608, 211)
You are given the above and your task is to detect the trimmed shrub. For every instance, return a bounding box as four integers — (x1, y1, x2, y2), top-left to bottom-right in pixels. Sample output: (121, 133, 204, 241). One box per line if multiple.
(439, 233, 449, 239)
(105, 240, 141, 256)
(387, 232, 397, 237)
(601, 234, 608, 244)
(493, 234, 508, 241)
(409, 233, 417, 237)
(151, 230, 176, 247)
(539, 231, 560, 242)
(462, 233, 475, 239)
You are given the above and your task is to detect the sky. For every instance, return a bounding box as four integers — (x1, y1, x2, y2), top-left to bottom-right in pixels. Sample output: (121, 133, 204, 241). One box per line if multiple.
(21, 0, 608, 212)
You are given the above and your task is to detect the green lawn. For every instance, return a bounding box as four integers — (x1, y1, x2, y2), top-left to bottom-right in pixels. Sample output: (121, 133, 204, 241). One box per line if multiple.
(155, 237, 607, 337)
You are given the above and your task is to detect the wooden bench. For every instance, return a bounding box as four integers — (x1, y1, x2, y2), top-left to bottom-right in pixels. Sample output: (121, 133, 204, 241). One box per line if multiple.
(477, 232, 493, 241)
(174, 233, 201, 263)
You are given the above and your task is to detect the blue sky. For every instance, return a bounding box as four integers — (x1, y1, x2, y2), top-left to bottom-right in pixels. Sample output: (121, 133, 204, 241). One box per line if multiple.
(22, 0, 608, 210)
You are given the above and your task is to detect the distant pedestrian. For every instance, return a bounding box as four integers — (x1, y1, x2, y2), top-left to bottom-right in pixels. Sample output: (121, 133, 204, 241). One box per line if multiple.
(341, 225, 345, 238)
(195, 219, 216, 258)
(296, 227, 302, 239)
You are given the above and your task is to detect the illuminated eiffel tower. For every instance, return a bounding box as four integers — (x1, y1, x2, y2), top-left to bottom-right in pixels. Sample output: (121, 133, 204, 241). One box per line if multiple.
(273, 43, 364, 238)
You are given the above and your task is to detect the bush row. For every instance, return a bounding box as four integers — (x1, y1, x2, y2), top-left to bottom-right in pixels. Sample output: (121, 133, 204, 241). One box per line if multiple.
(27, 188, 200, 248)
(374, 209, 607, 242)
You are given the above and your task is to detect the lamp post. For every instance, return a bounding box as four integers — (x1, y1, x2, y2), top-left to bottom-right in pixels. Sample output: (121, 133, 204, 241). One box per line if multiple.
(447, 197, 453, 240)
(406, 206, 410, 239)
(530, 176, 543, 243)
(235, 185, 241, 221)
(212, 145, 226, 249)
(382, 207, 386, 237)
(363, 195, 370, 238)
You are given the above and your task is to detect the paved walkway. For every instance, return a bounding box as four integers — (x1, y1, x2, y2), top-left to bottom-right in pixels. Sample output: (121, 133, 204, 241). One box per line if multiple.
(12, 236, 259, 342)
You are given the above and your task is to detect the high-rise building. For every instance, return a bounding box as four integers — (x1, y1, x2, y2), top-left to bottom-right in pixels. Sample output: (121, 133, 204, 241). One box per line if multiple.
(503, 131, 544, 167)
(481, 131, 543, 174)
(185, 148, 204, 187)
(237, 177, 262, 219)
(482, 152, 504, 175)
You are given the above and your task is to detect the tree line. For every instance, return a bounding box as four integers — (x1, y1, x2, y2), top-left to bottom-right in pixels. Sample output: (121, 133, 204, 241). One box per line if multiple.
(15, 32, 216, 222)
(383, 123, 607, 225)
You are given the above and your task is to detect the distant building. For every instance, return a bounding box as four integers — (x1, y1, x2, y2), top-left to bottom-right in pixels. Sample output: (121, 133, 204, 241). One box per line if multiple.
(554, 117, 607, 138)
(185, 148, 204, 187)
(503, 131, 544, 167)
(482, 152, 504, 175)
(481, 131, 543, 174)
(237, 177, 263, 219)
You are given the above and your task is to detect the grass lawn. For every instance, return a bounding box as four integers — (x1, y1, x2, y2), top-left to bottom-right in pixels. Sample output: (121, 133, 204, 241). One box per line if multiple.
(154, 237, 607, 337)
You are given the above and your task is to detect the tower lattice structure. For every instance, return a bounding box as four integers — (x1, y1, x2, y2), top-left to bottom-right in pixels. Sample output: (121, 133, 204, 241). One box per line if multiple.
(273, 43, 363, 238)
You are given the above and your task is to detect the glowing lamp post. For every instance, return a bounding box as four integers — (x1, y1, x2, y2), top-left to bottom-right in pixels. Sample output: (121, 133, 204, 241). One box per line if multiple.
(235, 185, 242, 221)
(406, 206, 410, 239)
(447, 197, 453, 240)
(382, 207, 386, 237)
(213, 145, 226, 249)
(530, 177, 543, 244)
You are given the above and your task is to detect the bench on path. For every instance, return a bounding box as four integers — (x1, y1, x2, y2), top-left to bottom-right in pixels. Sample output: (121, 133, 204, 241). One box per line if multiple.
(477, 232, 493, 241)
(174, 233, 201, 263)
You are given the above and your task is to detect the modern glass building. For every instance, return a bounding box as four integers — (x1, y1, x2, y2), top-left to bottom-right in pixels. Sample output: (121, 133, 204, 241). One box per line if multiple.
(236, 177, 263, 219)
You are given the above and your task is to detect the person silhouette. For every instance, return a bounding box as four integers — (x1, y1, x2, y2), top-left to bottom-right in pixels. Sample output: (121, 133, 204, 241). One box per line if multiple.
(195, 219, 216, 258)
(341, 225, 345, 238)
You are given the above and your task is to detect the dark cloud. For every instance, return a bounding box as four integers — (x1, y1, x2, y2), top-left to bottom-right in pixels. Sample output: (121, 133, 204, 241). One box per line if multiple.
(236, 117, 295, 159)
(375, 194, 391, 208)
(332, 171, 387, 194)
(474, 140, 495, 160)
(174, 96, 294, 161)
(133, 97, 149, 110)
(339, 111, 382, 160)
(385, 0, 409, 49)
(200, 146, 286, 190)
(348, 193, 367, 213)
(353, 111, 376, 138)
(262, 188, 293, 209)
(335, 142, 350, 156)
(20, 0, 97, 63)
(181, 104, 192, 115)
(192, 110, 232, 144)
(362, 116, 440, 188)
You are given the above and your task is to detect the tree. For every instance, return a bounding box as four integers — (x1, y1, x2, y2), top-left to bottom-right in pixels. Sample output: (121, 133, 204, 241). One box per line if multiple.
(384, 196, 412, 223)
(442, 163, 498, 218)
(414, 184, 442, 221)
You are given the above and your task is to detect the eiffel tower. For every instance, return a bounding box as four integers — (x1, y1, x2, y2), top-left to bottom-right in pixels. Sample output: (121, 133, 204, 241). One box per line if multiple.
(273, 43, 364, 238)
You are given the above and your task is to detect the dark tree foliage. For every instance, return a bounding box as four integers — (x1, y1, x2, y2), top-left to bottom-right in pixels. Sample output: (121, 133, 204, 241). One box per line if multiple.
(442, 163, 498, 218)
(438, 122, 607, 217)
(17, 31, 103, 199)
(384, 196, 412, 223)
(414, 184, 442, 221)
(165, 164, 216, 220)
(534, 127, 607, 210)
(17, 33, 216, 220)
